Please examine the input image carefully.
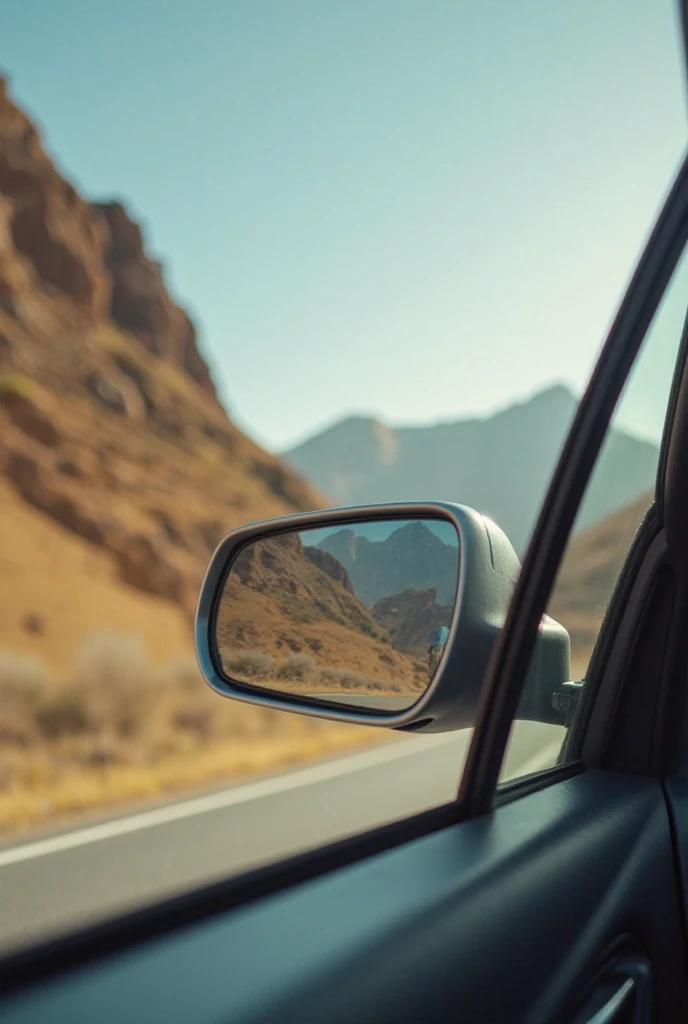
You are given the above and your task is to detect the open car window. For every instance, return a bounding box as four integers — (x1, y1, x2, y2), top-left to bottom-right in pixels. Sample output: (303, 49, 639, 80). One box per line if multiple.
(0, 1, 686, 955)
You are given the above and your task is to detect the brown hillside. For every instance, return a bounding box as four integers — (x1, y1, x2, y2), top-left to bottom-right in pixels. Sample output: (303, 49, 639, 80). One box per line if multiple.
(371, 587, 454, 658)
(550, 491, 652, 668)
(0, 81, 392, 837)
(0, 77, 324, 646)
(0, 477, 191, 674)
(216, 533, 425, 694)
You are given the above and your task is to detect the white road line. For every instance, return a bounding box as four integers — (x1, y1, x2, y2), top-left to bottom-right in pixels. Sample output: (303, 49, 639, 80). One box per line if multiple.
(0, 733, 460, 869)
(0, 732, 563, 870)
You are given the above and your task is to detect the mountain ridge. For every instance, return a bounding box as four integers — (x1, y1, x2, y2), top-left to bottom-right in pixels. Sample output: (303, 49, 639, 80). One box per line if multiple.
(286, 385, 658, 553)
(317, 521, 459, 606)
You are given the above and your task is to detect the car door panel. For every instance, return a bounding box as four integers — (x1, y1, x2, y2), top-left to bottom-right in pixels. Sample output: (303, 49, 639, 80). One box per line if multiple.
(1, 771, 685, 1023)
(661, 774, 688, 943)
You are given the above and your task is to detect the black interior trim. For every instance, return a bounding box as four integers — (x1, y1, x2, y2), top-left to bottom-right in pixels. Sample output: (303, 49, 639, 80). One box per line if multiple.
(604, 563, 675, 773)
(663, 772, 688, 950)
(654, 573, 688, 776)
(493, 758, 583, 807)
(565, 508, 662, 764)
(579, 531, 669, 769)
(461, 154, 688, 816)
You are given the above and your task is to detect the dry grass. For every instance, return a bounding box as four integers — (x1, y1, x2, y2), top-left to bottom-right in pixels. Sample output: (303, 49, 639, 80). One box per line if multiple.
(0, 479, 192, 673)
(0, 634, 387, 836)
(0, 483, 385, 838)
(217, 573, 421, 688)
(221, 647, 427, 698)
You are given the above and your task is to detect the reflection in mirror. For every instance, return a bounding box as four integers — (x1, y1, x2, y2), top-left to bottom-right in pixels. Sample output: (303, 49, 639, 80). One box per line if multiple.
(214, 518, 460, 712)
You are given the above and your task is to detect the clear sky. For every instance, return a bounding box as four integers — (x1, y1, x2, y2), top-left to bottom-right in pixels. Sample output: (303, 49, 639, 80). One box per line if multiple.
(3, 1, 687, 450)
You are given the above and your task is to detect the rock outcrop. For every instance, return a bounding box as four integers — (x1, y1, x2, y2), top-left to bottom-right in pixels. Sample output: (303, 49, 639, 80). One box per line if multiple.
(0, 77, 324, 624)
(96, 201, 216, 398)
(371, 587, 454, 657)
(0, 77, 215, 395)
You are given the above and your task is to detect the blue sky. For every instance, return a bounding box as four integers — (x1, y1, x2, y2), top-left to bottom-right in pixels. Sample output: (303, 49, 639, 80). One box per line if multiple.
(3, 1, 687, 450)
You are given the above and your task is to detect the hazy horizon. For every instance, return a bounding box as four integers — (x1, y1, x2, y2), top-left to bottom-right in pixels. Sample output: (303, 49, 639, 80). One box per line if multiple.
(4, 0, 687, 451)
(283, 379, 668, 453)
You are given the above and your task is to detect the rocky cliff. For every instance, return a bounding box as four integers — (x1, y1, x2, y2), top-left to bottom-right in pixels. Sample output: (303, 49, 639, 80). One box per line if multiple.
(0, 77, 323, 643)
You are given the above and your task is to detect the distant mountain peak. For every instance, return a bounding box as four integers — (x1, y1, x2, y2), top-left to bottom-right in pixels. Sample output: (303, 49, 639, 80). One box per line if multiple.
(515, 382, 577, 414)
(286, 382, 657, 555)
(317, 519, 459, 606)
(525, 382, 575, 403)
(287, 384, 579, 454)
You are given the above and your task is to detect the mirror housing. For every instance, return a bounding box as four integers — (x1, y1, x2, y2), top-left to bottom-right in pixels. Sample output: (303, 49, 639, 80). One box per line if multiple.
(195, 502, 571, 734)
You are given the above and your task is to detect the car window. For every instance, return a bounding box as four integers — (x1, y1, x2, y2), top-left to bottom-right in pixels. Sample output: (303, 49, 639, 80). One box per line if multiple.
(500, 238, 688, 785)
(0, 1, 686, 954)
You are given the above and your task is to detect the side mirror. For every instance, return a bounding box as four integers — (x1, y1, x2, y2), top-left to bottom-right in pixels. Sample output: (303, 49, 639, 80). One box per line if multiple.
(194, 502, 571, 733)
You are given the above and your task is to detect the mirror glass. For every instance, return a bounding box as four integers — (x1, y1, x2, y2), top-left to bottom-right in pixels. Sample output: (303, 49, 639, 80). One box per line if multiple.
(214, 517, 459, 712)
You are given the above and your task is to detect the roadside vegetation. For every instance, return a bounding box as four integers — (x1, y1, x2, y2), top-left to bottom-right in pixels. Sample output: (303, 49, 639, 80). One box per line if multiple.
(0, 632, 388, 836)
(221, 647, 428, 696)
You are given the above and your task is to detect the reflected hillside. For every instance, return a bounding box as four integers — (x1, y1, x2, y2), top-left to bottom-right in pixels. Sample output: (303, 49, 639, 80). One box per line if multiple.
(216, 529, 432, 700)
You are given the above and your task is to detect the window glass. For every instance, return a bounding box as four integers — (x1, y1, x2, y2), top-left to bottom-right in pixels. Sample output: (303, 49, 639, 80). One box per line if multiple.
(500, 242, 688, 785)
(0, 1, 685, 952)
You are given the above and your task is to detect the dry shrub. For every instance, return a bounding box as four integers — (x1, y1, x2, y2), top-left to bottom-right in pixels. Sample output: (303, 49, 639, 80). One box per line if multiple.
(318, 666, 364, 690)
(223, 649, 275, 680)
(166, 653, 203, 692)
(71, 630, 162, 738)
(0, 631, 387, 835)
(0, 651, 51, 704)
(35, 693, 89, 739)
(0, 651, 52, 744)
(276, 652, 315, 681)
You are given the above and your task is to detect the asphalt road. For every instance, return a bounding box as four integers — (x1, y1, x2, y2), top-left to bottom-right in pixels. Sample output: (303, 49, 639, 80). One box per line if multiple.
(0, 721, 563, 953)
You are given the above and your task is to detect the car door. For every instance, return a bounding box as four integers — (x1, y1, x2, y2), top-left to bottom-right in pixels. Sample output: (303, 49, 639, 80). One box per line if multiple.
(4, 24, 688, 1024)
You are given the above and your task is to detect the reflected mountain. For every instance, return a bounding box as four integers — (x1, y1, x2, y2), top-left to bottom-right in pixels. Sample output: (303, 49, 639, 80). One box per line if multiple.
(370, 586, 454, 658)
(316, 520, 459, 605)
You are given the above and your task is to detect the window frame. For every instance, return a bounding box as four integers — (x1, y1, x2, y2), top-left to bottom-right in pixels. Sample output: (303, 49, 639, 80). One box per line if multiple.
(459, 150, 688, 817)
